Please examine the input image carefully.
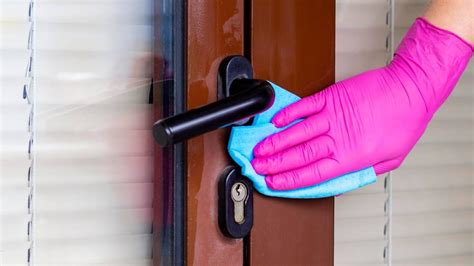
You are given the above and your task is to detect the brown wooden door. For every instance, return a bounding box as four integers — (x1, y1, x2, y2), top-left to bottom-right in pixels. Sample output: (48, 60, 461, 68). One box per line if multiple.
(154, 0, 335, 265)
(249, 1, 335, 265)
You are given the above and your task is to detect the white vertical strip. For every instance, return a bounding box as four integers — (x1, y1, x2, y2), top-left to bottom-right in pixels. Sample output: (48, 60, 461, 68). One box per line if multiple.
(1, 1, 32, 263)
(0, 59, 2, 263)
(27, 0, 36, 264)
(384, 1, 395, 265)
(335, 1, 392, 264)
(384, 173, 393, 266)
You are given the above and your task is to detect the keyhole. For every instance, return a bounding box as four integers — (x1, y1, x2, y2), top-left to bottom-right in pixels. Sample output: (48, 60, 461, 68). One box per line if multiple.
(236, 184, 242, 196)
(231, 182, 247, 202)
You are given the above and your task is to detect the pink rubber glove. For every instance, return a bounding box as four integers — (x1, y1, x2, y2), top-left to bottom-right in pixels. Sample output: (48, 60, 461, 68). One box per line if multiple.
(251, 18, 473, 191)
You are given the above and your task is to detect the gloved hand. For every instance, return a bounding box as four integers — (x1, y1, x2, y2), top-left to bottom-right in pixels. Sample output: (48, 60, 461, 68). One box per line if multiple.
(251, 18, 473, 191)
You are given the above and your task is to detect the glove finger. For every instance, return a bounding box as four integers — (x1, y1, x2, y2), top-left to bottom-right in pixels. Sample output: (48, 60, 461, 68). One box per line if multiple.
(253, 116, 330, 157)
(252, 135, 334, 175)
(265, 158, 347, 190)
(272, 94, 326, 128)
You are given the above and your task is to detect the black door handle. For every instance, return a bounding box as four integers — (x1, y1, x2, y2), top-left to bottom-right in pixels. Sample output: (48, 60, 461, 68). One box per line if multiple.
(153, 56, 275, 147)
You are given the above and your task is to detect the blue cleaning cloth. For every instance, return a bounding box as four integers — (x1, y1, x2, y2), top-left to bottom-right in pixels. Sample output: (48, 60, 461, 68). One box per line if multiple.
(227, 82, 376, 199)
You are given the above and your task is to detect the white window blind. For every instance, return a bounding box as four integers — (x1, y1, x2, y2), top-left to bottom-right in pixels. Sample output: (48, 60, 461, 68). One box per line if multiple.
(335, 0, 473, 266)
(1, 0, 155, 265)
(391, 0, 473, 264)
(1, 1, 34, 264)
(334, 1, 393, 265)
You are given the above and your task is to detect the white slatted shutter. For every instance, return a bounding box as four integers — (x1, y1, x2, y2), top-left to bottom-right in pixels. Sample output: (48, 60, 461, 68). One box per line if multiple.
(336, 0, 473, 265)
(391, 0, 473, 264)
(1, 1, 33, 264)
(1, 0, 155, 265)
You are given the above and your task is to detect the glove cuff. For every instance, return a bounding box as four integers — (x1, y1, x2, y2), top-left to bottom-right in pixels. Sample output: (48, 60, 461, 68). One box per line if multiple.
(392, 17, 472, 113)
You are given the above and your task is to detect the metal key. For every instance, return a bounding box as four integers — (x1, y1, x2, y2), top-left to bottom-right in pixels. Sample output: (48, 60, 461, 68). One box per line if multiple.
(231, 182, 247, 224)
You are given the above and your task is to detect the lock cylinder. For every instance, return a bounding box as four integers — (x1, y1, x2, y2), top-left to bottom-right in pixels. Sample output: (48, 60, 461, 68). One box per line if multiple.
(218, 166, 253, 238)
(231, 182, 248, 224)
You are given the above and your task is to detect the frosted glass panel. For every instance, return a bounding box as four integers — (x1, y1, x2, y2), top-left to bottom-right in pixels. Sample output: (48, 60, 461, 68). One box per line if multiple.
(1, 0, 158, 264)
(32, 0, 154, 263)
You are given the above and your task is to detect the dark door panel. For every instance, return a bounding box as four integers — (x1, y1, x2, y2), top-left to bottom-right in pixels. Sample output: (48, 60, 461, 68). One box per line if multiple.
(250, 1, 335, 265)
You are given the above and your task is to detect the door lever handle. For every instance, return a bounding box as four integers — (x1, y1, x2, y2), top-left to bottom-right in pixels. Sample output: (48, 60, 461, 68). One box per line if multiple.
(153, 56, 275, 147)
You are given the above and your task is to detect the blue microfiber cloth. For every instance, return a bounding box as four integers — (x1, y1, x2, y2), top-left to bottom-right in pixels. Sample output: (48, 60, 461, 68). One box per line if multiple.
(227, 82, 377, 199)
